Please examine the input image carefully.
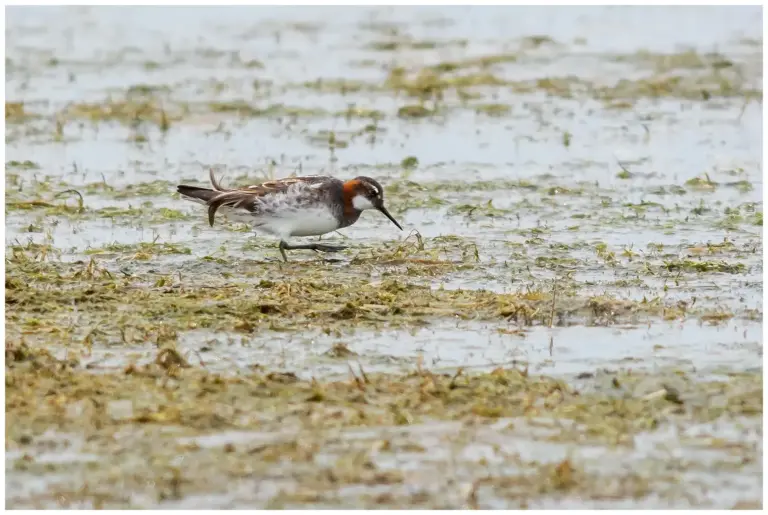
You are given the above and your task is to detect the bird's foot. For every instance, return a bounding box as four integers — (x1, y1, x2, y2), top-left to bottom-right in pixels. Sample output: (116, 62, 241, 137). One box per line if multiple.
(278, 240, 347, 262)
(310, 243, 347, 253)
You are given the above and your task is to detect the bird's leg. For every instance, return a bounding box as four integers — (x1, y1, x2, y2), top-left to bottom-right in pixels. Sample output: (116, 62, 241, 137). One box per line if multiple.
(278, 240, 290, 262)
(278, 240, 346, 261)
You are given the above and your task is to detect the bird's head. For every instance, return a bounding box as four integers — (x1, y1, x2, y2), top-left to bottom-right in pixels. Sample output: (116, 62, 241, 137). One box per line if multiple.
(342, 176, 402, 230)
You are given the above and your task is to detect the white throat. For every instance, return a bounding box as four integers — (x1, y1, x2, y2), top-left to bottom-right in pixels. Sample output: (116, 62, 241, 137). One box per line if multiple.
(352, 194, 375, 211)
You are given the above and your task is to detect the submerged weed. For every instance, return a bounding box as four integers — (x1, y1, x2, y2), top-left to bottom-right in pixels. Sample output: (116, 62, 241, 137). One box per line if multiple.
(6, 160, 40, 170)
(84, 241, 192, 258)
(663, 260, 746, 274)
(474, 103, 512, 116)
(397, 105, 434, 118)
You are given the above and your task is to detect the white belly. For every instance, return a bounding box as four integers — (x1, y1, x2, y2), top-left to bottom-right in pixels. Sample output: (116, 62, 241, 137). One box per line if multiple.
(254, 206, 340, 239)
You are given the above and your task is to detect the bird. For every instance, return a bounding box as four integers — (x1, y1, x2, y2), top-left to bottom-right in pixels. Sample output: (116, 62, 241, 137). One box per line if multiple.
(177, 168, 403, 262)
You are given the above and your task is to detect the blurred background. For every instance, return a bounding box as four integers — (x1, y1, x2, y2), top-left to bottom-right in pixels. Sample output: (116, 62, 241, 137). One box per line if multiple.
(6, 6, 762, 182)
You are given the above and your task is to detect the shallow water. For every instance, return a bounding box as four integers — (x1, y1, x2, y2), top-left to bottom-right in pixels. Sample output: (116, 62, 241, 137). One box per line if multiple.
(57, 318, 762, 384)
(5, 5, 763, 509)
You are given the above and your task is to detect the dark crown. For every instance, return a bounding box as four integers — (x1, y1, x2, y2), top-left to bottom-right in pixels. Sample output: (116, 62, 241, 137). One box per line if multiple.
(354, 176, 384, 198)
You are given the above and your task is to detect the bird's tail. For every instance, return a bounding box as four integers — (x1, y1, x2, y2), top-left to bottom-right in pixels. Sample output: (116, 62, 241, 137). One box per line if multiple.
(177, 185, 217, 204)
(178, 168, 242, 226)
(177, 168, 230, 204)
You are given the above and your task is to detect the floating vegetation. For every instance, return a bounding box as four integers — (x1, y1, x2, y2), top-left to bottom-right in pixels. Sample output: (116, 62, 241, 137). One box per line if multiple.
(300, 78, 376, 94)
(6, 189, 192, 224)
(84, 241, 192, 258)
(450, 200, 512, 218)
(400, 156, 419, 169)
(208, 102, 327, 118)
(663, 259, 746, 274)
(428, 53, 519, 73)
(62, 98, 181, 127)
(339, 106, 385, 120)
(95, 206, 192, 223)
(474, 103, 512, 116)
(5, 101, 37, 122)
(685, 174, 718, 191)
(386, 178, 540, 196)
(366, 38, 466, 52)
(6, 189, 85, 215)
(723, 180, 754, 193)
(6, 160, 40, 170)
(397, 105, 434, 118)
(613, 49, 737, 73)
(110, 180, 175, 199)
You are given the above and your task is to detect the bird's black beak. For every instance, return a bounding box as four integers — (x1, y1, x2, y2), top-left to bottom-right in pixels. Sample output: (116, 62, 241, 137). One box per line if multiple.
(377, 204, 403, 230)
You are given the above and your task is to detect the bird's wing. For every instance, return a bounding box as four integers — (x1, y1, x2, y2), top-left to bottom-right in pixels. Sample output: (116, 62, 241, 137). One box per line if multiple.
(205, 169, 329, 226)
